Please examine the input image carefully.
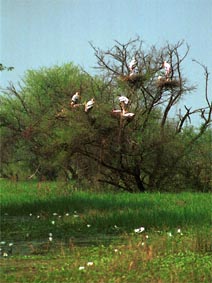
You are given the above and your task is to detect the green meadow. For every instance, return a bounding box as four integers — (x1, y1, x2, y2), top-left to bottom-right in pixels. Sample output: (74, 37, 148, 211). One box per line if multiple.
(0, 180, 212, 283)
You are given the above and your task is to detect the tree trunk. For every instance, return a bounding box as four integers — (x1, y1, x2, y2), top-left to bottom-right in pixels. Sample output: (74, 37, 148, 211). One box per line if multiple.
(134, 174, 145, 193)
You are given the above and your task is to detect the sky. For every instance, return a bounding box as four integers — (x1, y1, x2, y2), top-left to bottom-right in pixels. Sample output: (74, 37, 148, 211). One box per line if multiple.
(1, 0, 212, 125)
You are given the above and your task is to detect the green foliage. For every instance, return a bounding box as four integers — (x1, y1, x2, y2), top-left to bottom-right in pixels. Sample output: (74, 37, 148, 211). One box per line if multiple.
(0, 63, 105, 181)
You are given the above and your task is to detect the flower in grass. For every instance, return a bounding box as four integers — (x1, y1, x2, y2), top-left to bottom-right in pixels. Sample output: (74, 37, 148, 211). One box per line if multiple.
(87, 224, 91, 228)
(145, 235, 149, 239)
(65, 213, 70, 216)
(177, 228, 183, 235)
(9, 243, 13, 247)
(0, 241, 6, 245)
(49, 233, 53, 241)
(114, 225, 119, 230)
(3, 252, 8, 258)
(51, 221, 55, 225)
(114, 248, 121, 254)
(37, 215, 40, 219)
(53, 213, 58, 216)
(79, 266, 85, 271)
(167, 232, 172, 237)
(29, 213, 32, 217)
(134, 227, 145, 233)
(87, 262, 94, 266)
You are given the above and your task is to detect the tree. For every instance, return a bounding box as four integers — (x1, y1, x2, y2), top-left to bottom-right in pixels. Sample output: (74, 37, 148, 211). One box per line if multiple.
(76, 38, 211, 192)
(0, 38, 211, 192)
(0, 63, 105, 180)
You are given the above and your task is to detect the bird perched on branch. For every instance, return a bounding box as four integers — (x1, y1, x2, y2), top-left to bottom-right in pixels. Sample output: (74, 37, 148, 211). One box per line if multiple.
(162, 61, 171, 80)
(70, 91, 81, 107)
(85, 98, 95, 112)
(129, 57, 138, 76)
(118, 95, 129, 114)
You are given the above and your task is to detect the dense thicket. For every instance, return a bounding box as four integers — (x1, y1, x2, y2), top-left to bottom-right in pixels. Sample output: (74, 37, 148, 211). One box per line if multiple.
(0, 39, 211, 192)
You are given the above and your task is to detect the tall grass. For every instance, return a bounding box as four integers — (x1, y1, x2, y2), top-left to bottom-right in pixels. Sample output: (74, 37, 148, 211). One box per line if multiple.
(1, 180, 211, 241)
(1, 180, 211, 228)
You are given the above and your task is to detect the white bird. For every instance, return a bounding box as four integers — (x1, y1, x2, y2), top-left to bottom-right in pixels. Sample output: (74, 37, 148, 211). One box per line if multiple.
(118, 95, 129, 105)
(71, 92, 80, 103)
(129, 57, 138, 76)
(123, 112, 135, 118)
(163, 61, 171, 77)
(129, 57, 137, 70)
(85, 98, 95, 112)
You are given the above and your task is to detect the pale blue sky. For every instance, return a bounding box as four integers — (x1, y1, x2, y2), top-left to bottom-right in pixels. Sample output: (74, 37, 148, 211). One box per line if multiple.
(1, 0, 212, 124)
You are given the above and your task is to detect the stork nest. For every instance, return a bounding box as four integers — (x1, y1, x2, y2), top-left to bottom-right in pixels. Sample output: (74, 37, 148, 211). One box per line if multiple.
(120, 74, 146, 85)
(156, 78, 180, 88)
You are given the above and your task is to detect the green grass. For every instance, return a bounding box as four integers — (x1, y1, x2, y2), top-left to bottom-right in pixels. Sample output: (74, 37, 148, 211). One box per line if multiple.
(0, 180, 212, 282)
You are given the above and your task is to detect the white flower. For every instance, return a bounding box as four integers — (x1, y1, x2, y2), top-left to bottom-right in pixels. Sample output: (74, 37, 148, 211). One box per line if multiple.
(65, 213, 69, 216)
(167, 232, 172, 237)
(49, 233, 53, 237)
(53, 213, 58, 216)
(134, 227, 145, 233)
(87, 224, 91, 228)
(177, 228, 183, 234)
(9, 243, 13, 247)
(49, 237, 53, 242)
(37, 215, 40, 219)
(177, 228, 183, 235)
(79, 266, 85, 271)
(29, 213, 32, 217)
(114, 225, 119, 229)
(87, 262, 94, 266)
(51, 221, 55, 225)
(114, 249, 118, 253)
(3, 252, 8, 257)
(0, 241, 6, 245)
(145, 235, 149, 239)
(74, 214, 79, 218)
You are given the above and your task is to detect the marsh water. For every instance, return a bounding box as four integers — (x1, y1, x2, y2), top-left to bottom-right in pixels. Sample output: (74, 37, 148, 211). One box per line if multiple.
(1, 215, 120, 256)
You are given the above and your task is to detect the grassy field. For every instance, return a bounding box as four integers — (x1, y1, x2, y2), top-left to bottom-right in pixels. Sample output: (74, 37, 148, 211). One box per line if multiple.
(0, 180, 212, 282)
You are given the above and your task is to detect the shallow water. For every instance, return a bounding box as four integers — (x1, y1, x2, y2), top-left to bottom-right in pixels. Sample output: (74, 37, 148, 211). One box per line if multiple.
(0, 215, 120, 256)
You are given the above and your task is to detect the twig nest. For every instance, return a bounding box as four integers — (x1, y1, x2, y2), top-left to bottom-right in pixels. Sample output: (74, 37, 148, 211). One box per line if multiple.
(156, 78, 180, 88)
